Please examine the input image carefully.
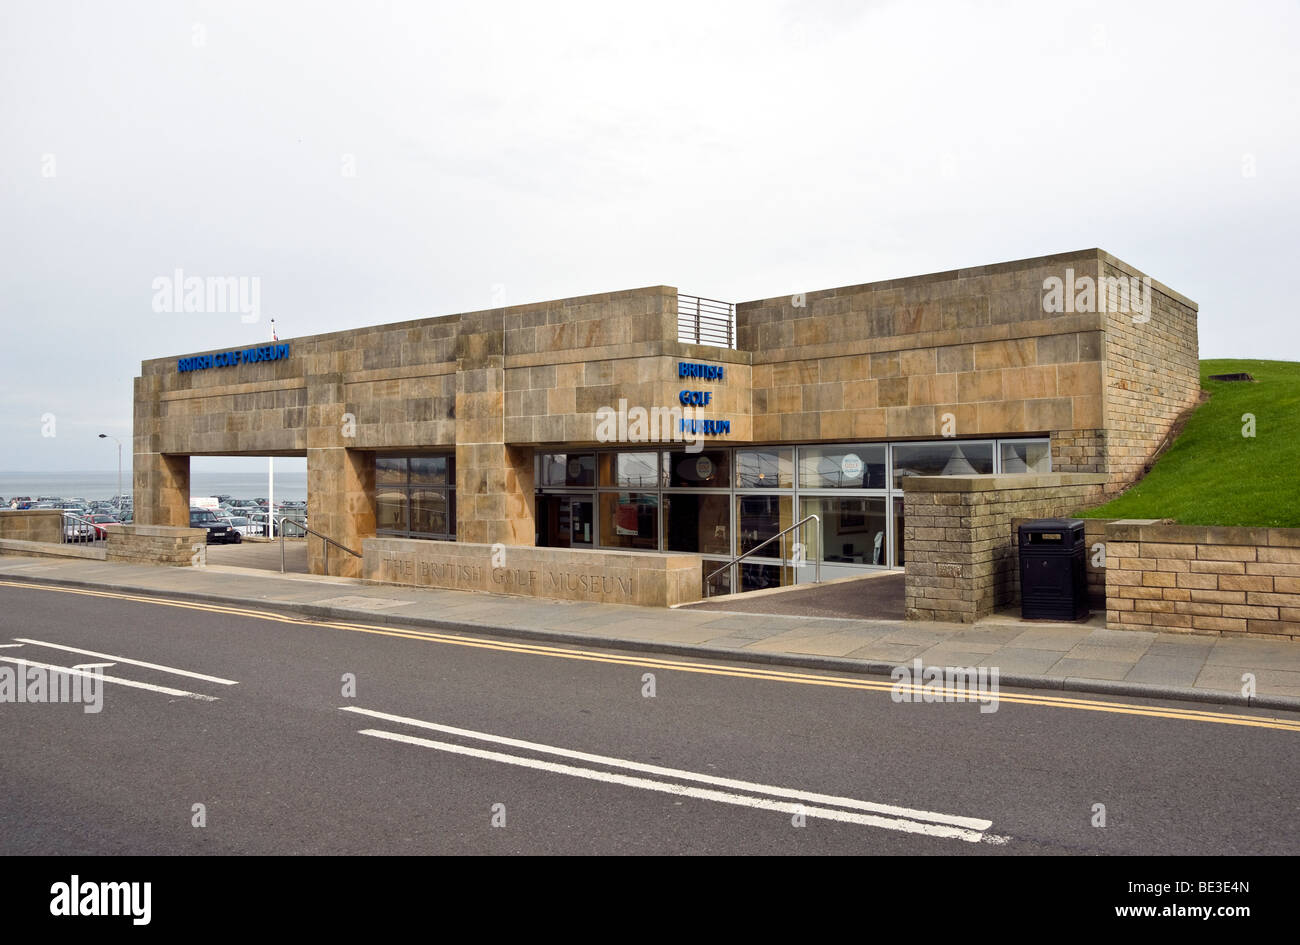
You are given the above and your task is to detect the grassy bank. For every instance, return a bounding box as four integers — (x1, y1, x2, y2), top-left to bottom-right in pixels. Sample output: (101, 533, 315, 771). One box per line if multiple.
(1080, 359, 1300, 527)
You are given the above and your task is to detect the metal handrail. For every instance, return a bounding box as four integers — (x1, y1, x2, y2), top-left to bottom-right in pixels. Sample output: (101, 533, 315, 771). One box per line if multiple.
(277, 515, 361, 573)
(704, 514, 820, 597)
(60, 511, 105, 543)
(677, 293, 736, 348)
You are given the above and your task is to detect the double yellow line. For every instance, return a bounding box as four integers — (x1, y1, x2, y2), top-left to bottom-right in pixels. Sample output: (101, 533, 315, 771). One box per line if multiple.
(3, 578, 1299, 733)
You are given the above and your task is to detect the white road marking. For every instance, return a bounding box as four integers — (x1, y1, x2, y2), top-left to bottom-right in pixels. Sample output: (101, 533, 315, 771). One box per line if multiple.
(0, 644, 25, 648)
(0, 657, 219, 701)
(359, 728, 989, 842)
(344, 706, 993, 834)
(13, 638, 238, 685)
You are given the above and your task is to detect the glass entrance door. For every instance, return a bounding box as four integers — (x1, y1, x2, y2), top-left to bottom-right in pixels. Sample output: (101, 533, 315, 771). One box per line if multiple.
(537, 493, 594, 548)
(567, 497, 594, 547)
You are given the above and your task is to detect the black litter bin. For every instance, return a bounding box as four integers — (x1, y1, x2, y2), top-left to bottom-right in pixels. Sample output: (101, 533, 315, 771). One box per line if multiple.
(1018, 518, 1089, 620)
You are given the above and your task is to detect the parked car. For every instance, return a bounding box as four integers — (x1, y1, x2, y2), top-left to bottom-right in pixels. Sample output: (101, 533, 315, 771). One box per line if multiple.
(62, 516, 95, 542)
(189, 507, 240, 544)
(228, 515, 262, 538)
(86, 513, 121, 539)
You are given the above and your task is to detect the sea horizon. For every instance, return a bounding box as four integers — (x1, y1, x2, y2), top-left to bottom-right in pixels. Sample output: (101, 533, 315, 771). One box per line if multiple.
(0, 470, 308, 502)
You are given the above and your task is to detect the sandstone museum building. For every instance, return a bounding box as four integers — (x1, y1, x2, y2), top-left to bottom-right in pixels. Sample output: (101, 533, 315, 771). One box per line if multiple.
(132, 248, 1199, 603)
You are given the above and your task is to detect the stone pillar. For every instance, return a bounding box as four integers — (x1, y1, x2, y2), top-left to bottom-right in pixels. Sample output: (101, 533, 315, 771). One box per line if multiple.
(306, 447, 374, 577)
(455, 443, 535, 545)
(133, 452, 190, 527)
(455, 310, 535, 546)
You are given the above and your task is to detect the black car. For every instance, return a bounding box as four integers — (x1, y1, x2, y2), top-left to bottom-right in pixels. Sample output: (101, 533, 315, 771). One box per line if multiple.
(190, 508, 241, 544)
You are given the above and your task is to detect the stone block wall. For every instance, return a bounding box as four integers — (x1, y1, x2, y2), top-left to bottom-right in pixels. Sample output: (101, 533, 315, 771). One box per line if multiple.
(739, 249, 1109, 449)
(1099, 252, 1201, 494)
(0, 510, 63, 542)
(1050, 429, 1106, 475)
(1104, 522, 1300, 640)
(364, 538, 703, 607)
(903, 473, 1107, 622)
(502, 287, 752, 447)
(0, 539, 104, 561)
(106, 525, 209, 566)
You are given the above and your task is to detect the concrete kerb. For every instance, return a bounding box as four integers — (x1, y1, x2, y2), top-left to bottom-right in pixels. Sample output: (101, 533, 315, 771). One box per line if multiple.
(5, 568, 1298, 713)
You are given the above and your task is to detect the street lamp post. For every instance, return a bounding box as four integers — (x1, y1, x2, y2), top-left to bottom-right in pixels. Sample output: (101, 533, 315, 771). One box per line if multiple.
(98, 434, 122, 509)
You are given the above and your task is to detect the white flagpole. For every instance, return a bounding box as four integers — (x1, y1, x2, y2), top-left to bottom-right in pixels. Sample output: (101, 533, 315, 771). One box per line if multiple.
(267, 319, 277, 539)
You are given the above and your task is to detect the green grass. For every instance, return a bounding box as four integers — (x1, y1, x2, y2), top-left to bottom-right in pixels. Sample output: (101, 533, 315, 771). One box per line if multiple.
(1080, 359, 1300, 527)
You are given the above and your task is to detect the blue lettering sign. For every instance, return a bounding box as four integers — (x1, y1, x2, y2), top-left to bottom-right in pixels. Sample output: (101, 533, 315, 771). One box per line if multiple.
(178, 343, 289, 373)
(677, 362, 724, 381)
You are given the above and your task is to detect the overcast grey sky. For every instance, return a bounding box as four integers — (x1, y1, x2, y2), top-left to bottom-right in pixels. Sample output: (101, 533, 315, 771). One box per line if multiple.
(3, 0, 1297, 472)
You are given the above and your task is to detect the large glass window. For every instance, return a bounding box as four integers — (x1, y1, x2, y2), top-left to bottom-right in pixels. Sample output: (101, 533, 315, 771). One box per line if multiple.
(410, 456, 449, 485)
(377, 488, 407, 532)
(799, 444, 887, 489)
(892, 441, 993, 487)
(739, 562, 791, 593)
(530, 441, 1052, 595)
(599, 492, 658, 550)
(664, 493, 730, 555)
(376, 456, 407, 486)
(411, 489, 451, 535)
(376, 453, 456, 539)
(666, 450, 730, 488)
(537, 453, 596, 487)
(800, 496, 888, 566)
(735, 495, 793, 556)
(1000, 440, 1051, 474)
(599, 452, 662, 489)
(735, 448, 793, 488)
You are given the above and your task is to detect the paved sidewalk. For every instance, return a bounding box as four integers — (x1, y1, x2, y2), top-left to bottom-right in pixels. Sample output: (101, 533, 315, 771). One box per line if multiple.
(1, 554, 1299, 709)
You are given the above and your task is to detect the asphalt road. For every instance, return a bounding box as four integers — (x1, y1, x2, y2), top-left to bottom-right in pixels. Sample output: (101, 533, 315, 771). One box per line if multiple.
(1, 581, 1296, 855)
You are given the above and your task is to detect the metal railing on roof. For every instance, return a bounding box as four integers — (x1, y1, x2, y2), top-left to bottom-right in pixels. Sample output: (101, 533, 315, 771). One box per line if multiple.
(677, 294, 736, 348)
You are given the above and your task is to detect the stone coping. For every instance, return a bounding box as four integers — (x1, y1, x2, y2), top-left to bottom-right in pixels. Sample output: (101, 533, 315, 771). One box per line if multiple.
(0, 538, 105, 560)
(363, 538, 703, 606)
(1104, 520, 1300, 545)
(112, 524, 208, 539)
(364, 537, 700, 569)
(141, 285, 677, 372)
(738, 247, 1196, 313)
(901, 472, 1108, 493)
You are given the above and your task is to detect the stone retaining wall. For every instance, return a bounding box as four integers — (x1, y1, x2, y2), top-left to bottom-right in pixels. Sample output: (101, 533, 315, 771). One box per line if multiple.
(903, 473, 1107, 622)
(0, 509, 64, 542)
(364, 538, 702, 607)
(1104, 521, 1300, 640)
(0, 538, 105, 561)
(106, 525, 209, 566)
